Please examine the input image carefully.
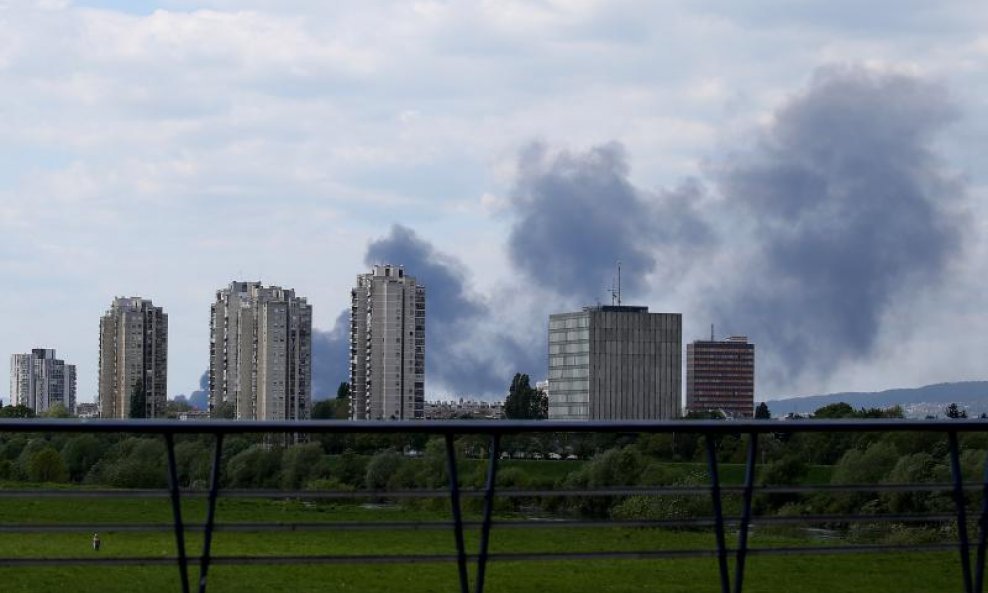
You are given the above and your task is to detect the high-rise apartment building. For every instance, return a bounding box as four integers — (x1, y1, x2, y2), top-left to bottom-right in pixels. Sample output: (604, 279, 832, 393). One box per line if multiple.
(350, 265, 425, 420)
(686, 336, 755, 418)
(98, 297, 168, 418)
(209, 282, 312, 421)
(9, 349, 76, 414)
(548, 306, 681, 420)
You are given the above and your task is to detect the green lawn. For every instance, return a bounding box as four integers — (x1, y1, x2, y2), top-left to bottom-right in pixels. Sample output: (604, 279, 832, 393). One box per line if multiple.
(0, 493, 966, 592)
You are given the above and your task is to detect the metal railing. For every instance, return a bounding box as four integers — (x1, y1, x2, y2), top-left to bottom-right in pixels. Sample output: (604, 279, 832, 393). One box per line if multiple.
(0, 418, 986, 593)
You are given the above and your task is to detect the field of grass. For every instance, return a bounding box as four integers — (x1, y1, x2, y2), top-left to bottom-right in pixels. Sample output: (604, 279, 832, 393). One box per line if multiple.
(0, 491, 965, 593)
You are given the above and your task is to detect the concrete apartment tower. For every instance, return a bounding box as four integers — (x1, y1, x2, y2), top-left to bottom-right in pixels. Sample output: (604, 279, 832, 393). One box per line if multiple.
(686, 335, 755, 418)
(10, 349, 77, 414)
(548, 306, 681, 420)
(98, 297, 168, 418)
(209, 282, 312, 420)
(349, 264, 425, 420)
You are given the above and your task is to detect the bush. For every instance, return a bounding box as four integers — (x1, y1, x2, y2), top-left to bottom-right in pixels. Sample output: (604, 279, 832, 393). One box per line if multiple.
(28, 447, 68, 483)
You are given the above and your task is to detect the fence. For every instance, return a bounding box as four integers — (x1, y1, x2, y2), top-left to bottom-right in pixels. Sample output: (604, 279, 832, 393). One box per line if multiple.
(0, 418, 986, 593)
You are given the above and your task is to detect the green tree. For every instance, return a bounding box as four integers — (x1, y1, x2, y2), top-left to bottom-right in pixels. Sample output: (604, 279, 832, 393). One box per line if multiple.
(812, 402, 856, 418)
(754, 402, 771, 419)
(946, 403, 967, 419)
(129, 381, 146, 419)
(504, 373, 547, 420)
(212, 401, 237, 419)
(28, 446, 68, 483)
(42, 403, 71, 418)
(0, 405, 35, 418)
(337, 382, 351, 400)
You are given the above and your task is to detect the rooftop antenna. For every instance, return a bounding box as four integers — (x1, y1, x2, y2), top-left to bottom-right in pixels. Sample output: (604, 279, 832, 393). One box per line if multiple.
(711, 324, 715, 341)
(617, 261, 622, 306)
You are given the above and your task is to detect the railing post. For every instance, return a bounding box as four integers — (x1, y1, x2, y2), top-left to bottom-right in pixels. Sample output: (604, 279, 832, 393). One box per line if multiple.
(475, 434, 501, 593)
(733, 432, 758, 593)
(445, 433, 470, 593)
(705, 434, 731, 593)
(948, 430, 974, 593)
(198, 433, 224, 593)
(976, 448, 988, 593)
(164, 432, 191, 593)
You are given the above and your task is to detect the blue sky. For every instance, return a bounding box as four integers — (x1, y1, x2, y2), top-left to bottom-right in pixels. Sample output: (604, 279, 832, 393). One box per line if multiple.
(1, 0, 987, 403)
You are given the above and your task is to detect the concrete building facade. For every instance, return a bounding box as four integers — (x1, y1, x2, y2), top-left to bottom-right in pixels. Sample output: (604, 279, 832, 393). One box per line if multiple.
(548, 306, 681, 420)
(98, 297, 168, 418)
(209, 282, 312, 421)
(686, 336, 755, 418)
(350, 264, 425, 420)
(9, 349, 76, 414)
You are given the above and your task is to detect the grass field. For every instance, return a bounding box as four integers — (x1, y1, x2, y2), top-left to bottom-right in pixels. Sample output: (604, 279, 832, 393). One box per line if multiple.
(0, 491, 965, 593)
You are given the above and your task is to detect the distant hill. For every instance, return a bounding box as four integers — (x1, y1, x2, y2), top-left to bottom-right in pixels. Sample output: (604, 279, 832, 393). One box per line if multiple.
(766, 381, 988, 417)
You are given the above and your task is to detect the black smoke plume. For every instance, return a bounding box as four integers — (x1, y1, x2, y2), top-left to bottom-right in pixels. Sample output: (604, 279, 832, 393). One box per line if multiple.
(711, 66, 962, 379)
(508, 141, 712, 304)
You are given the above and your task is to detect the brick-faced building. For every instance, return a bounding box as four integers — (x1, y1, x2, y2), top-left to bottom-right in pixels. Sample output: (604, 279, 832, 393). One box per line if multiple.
(686, 336, 754, 418)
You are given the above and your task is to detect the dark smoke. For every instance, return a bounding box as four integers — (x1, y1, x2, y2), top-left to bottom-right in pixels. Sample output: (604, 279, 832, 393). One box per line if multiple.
(311, 310, 350, 399)
(712, 66, 963, 379)
(310, 225, 536, 399)
(508, 142, 712, 304)
(366, 224, 531, 395)
(173, 370, 209, 410)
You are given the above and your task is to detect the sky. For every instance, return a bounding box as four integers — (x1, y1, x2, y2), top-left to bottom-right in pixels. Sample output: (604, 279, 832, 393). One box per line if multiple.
(1, 0, 987, 404)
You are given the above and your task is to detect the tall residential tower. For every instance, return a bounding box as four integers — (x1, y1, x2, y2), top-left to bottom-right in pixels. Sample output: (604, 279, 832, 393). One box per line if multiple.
(548, 306, 681, 420)
(350, 265, 425, 420)
(209, 282, 312, 420)
(10, 349, 76, 414)
(98, 297, 168, 418)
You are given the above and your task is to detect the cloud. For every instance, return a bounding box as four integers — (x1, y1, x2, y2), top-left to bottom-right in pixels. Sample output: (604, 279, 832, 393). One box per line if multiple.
(710, 65, 965, 383)
(507, 141, 713, 304)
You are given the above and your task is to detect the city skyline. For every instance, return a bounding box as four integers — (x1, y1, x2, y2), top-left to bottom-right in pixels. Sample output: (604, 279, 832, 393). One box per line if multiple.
(2, 2, 987, 403)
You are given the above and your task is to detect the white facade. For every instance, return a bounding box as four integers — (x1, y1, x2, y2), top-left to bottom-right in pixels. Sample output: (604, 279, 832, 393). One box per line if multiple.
(209, 282, 312, 420)
(350, 265, 425, 420)
(9, 349, 76, 414)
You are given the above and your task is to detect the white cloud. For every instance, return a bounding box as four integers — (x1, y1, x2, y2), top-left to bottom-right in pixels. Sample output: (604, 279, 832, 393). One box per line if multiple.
(0, 1, 985, 400)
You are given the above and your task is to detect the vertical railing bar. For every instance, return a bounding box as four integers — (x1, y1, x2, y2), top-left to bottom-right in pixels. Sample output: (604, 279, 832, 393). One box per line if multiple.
(197, 432, 224, 593)
(445, 433, 470, 593)
(976, 446, 988, 593)
(733, 432, 758, 593)
(705, 434, 731, 593)
(949, 430, 974, 593)
(164, 432, 191, 593)
(475, 434, 501, 593)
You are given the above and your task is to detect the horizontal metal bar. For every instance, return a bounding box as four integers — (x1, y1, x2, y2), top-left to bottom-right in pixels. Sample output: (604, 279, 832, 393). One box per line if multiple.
(0, 513, 964, 535)
(0, 543, 961, 568)
(1, 418, 987, 436)
(0, 483, 974, 501)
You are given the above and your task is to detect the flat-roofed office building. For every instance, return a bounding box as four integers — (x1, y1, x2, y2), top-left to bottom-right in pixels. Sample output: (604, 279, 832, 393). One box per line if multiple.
(686, 336, 755, 418)
(548, 306, 681, 420)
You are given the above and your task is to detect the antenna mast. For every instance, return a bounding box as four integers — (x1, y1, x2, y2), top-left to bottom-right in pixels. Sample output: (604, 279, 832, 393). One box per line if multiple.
(616, 261, 622, 306)
(710, 324, 715, 341)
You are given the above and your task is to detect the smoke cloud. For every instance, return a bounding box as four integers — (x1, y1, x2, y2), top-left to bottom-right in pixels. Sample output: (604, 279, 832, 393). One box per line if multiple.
(311, 225, 534, 399)
(711, 66, 963, 380)
(311, 310, 350, 399)
(366, 224, 529, 395)
(508, 142, 712, 304)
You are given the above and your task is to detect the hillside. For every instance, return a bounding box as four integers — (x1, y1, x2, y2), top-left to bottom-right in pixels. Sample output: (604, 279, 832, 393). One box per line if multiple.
(767, 381, 988, 417)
